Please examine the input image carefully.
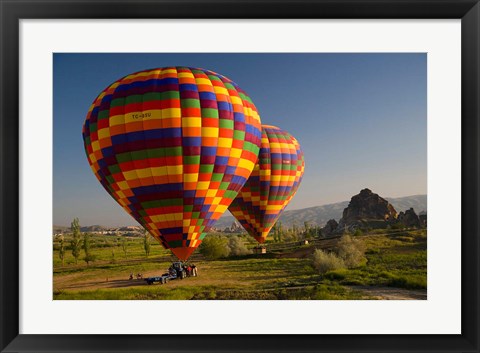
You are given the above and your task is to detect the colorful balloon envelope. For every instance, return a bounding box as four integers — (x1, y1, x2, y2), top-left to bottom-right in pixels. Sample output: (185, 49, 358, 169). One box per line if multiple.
(228, 125, 305, 243)
(82, 67, 262, 260)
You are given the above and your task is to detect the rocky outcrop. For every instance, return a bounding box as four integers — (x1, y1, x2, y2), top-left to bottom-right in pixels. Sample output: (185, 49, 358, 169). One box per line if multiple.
(397, 208, 421, 228)
(321, 219, 338, 236)
(338, 189, 397, 228)
(223, 221, 243, 233)
(419, 212, 427, 227)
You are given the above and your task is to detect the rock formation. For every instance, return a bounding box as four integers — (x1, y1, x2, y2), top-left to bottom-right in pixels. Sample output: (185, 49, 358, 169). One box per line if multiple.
(419, 212, 427, 227)
(321, 219, 338, 236)
(223, 221, 243, 233)
(339, 188, 398, 227)
(397, 207, 421, 228)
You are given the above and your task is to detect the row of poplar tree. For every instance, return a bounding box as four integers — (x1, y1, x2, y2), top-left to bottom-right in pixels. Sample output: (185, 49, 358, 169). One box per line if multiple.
(56, 218, 152, 267)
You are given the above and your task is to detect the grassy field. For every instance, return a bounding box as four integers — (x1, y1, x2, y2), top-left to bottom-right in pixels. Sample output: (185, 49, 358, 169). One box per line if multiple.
(53, 229, 427, 300)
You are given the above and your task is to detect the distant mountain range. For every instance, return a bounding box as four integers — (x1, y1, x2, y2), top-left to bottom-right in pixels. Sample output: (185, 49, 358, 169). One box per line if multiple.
(54, 194, 426, 233)
(53, 225, 111, 233)
(212, 194, 427, 229)
(52, 225, 143, 235)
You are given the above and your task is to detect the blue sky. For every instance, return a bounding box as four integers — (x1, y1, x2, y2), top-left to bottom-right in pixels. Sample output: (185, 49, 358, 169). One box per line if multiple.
(53, 53, 427, 227)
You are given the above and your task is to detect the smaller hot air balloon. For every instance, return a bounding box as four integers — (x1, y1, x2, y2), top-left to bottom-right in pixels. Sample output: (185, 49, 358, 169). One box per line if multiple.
(228, 125, 305, 243)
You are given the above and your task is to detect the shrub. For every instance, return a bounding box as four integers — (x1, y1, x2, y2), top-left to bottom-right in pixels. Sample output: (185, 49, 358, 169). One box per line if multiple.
(391, 222, 406, 230)
(324, 270, 346, 281)
(335, 235, 366, 268)
(228, 236, 252, 256)
(199, 235, 231, 260)
(281, 231, 299, 243)
(312, 249, 345, 274)
(396, 236, 415, 243)
(353, 229, 363, 236)
(386, 274, 427, 289)
(83, 254, 97, 266)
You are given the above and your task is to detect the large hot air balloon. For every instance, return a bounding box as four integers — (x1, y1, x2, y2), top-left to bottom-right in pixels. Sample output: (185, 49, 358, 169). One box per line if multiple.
(82, 67, 262, 260)
(228, 125, 305, 243)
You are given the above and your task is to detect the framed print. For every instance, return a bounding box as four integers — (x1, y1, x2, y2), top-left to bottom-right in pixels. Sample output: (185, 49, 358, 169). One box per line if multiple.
(1, 0, 479, 352)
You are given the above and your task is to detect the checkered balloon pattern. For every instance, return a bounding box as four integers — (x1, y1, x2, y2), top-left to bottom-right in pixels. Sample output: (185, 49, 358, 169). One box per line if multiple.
(82, 67, 262, 260)
(228, 125, 305, 243)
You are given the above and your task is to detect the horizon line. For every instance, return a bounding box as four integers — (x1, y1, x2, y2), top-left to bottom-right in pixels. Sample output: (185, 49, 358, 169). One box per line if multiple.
(53, 193, 427, 228)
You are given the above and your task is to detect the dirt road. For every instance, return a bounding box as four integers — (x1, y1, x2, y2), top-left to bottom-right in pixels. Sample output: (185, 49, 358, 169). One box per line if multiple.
(349, 285, 427, 300)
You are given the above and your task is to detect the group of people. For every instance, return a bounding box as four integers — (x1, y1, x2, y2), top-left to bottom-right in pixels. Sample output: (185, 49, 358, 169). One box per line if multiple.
(129, 273, 143, 280)
(129, 263, 198, 281)
(184, 263, 198, 277)
(168, 262, 198, 278)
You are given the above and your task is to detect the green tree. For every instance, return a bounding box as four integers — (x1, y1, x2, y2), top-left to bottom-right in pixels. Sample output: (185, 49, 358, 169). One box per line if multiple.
(58, 235, 65, 267)
(110, 248, 116, 264)
(83, 233, 91, 257)
(121, 237, 128, 259)
(70, 218, 82, 265)
(143, 230, 151, 258)
(272, 223, 279, 242)
(228, 236, 252, 256)
(292, 222, 298, 237)
(277, 222, 283, 242)
(82, 233, 96, 266)
(199, 235, 230, 260)
(303, 221, 312, 239)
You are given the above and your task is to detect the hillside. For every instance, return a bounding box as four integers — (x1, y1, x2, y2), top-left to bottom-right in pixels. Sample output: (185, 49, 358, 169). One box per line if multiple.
(387, 195, 427, 214)
(213, 194, 427, 229)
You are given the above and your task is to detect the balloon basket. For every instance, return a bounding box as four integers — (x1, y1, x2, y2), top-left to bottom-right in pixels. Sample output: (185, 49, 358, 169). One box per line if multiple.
(253, 246, 267, 255)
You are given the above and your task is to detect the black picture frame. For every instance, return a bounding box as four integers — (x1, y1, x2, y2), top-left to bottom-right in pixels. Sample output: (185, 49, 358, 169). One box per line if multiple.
(1, 1, 479, 352)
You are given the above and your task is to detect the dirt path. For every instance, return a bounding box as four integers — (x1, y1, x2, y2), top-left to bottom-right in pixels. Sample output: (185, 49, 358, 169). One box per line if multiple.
(349, 285, 427, 300)
(55, 271, 237, 291)
(59, 276, 426, 301)
(56, 270, 191, 291)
